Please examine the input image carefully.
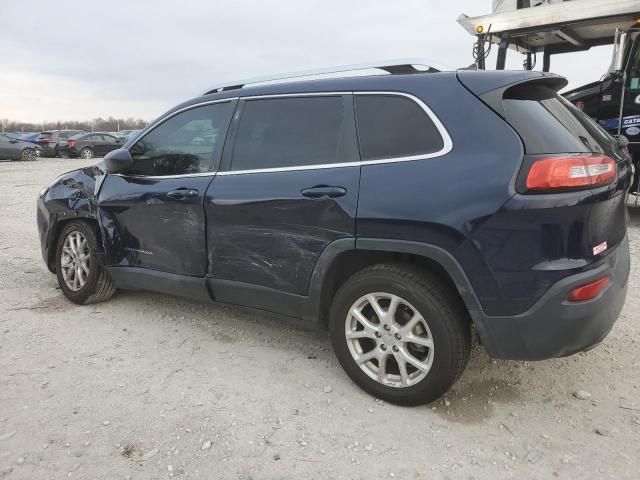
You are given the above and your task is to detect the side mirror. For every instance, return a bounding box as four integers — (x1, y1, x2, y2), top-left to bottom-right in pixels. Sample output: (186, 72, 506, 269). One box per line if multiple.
(104, 148, 134, 174)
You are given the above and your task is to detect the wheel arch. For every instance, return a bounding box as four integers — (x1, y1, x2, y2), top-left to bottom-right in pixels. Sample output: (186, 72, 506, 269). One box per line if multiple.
(304, 238, 484, 330)
(46, 215, 103, 272)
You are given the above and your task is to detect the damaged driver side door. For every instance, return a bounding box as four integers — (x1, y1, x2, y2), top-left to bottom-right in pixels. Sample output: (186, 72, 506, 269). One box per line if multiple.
(97, 100, 236, 276)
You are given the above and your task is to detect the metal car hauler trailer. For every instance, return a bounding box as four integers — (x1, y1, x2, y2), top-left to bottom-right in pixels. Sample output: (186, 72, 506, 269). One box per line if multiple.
(459, 0, 640, 203)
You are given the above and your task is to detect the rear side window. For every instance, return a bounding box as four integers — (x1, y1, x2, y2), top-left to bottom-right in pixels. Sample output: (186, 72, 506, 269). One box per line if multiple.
(230, 96, 357, 171)
(355, 95, 445, 161)
(503, 84, 616, 155)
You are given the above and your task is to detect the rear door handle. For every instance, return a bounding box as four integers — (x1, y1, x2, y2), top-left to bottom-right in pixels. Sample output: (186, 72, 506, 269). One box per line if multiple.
(301, 186, 347, 198)
(167, 188, 199, 200)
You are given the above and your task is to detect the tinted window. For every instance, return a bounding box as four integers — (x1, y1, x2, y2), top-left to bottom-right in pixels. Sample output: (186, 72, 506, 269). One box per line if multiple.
(128, 102, 234, 176)
(503, 84, 616, 155)
(231, 96, 357, 171)
(101, 134, 118, 143)
(355, 95, 445, 161)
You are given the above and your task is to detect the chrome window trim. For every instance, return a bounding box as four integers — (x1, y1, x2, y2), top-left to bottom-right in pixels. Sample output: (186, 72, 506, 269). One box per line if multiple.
(219, 91, 453, 176)
(120, 91, 452, 179)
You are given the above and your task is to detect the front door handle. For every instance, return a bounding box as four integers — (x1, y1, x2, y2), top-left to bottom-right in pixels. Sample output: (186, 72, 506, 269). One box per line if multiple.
(167, 188, 199, 200)
(301, 186, 347, 198)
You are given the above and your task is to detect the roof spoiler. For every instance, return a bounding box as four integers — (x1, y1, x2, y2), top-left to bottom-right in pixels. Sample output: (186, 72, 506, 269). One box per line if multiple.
(457, 70, 568, 118)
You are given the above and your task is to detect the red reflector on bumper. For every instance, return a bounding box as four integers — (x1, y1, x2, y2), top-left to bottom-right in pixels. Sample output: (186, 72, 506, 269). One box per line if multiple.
(567, 277, 610, 302)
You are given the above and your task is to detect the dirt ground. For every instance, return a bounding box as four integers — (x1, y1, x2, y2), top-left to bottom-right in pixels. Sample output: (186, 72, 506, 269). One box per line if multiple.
(1, 157, 639, 480)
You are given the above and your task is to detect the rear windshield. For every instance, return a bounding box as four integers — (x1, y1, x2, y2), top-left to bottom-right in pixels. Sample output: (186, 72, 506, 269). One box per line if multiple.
(503, 84, 616, 155)
(38, 133, 53, 138)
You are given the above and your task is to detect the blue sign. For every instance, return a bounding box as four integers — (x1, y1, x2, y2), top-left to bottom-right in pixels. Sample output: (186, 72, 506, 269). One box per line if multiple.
(601, 115, 640, 130)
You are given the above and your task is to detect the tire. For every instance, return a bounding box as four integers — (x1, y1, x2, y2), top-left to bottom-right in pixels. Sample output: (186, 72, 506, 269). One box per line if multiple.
(329, 263, 471, 406)
(55, 221, 116, 305)
(80, 147, 94, 159)
(21, 148, 36, 162)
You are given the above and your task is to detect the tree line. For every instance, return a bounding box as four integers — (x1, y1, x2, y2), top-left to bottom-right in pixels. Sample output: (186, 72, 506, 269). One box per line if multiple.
(1, 117, 149, 134)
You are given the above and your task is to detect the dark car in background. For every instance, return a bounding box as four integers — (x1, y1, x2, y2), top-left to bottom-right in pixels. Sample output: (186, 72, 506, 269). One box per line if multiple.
(36, 130, 85, 157)
(59, 132, 124, 159)
(0, 134, 37, 161)
(37, 66, 631, 405)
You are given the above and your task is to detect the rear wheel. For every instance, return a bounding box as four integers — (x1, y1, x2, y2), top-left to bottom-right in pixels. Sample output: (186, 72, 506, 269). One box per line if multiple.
(80, 147, 94, 159)
(329, 264, 471, 406)
(55, 221, 116, 304)
(21, 148, 36, 161)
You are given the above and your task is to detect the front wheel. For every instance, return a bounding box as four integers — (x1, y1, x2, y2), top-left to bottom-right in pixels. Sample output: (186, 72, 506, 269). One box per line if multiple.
(329, 264, 471, 406)
(55, 221, 116, 304)
(80, 147, 94, 159)
(21, 148, 36, 161)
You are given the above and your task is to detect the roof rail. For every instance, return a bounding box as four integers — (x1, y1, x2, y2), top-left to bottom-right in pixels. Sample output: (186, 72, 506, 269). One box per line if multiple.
(201, 58, 449, 95)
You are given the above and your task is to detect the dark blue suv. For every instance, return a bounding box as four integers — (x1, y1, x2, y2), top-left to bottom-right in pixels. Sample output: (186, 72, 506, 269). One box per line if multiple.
(36, 64, 631, 405)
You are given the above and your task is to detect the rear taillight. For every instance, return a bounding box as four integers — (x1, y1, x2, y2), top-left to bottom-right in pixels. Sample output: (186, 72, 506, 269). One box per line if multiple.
(525, 155, 616, 191)
(567, 276, 610, 302)
(68, 140, 76, 147)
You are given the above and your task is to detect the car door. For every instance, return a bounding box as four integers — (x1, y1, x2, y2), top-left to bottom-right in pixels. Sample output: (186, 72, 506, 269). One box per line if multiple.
(205, 94, 361, 303)
(97, 100, 236, 276)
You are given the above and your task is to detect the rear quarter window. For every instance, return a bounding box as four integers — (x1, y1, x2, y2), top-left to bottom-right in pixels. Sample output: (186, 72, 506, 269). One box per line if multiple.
(503, 84, 617, 156)
(355, 95, 445, 161)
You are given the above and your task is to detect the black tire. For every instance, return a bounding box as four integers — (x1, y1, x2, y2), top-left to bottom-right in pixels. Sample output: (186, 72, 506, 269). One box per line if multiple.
(21, 148, 36, 162)
(329, 263, 471, 406)
(80, 147, 94, 159)
(55, 221, 116, 305)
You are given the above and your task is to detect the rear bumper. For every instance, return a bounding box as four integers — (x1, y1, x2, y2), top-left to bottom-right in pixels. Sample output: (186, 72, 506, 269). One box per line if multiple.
(38, 145, 58, 157)
(475, 234, 630, 360)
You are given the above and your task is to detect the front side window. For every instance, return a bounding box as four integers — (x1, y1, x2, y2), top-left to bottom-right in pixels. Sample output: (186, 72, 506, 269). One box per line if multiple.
(355, 95, 445, 161)
(230, 96, 357, 171)
(101, 134, 118, 144)
(127, 102, 234, 176)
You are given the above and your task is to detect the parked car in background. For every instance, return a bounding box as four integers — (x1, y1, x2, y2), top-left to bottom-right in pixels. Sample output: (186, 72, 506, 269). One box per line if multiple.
(0, 134, 37, 161)
(114, 129, 137, 139)
(36, 130, 85, 158)
(59, 132, 124, 159)
(123, 129, 141, 142)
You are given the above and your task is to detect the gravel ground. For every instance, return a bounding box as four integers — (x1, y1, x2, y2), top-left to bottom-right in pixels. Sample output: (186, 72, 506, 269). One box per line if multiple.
(1, 157, 639, 480)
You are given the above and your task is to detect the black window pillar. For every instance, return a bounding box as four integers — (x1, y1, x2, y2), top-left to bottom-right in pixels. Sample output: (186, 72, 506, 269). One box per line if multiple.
(496, 37, 509, 70)
(543, 49, 551, 72)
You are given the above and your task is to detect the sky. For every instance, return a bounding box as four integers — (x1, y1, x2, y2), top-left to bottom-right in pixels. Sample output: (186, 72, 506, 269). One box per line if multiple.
(0, 0, 613, 123)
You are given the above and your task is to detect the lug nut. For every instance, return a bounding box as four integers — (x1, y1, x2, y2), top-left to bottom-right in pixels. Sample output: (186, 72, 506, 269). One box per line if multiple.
(380, 344, 387, 351)
(392, 345, 399, 352)
(375, 332, 382, 338)
(383, 325, 391, 331)
(395, 333, 401, 340)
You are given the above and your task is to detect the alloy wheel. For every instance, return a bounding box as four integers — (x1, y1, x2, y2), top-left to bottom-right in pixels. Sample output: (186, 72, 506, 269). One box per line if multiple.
(81, 148, 93, 159)
(345, 292, 434, 388)
(60, 231, 91, 291)
(21, 149, 36, 161)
